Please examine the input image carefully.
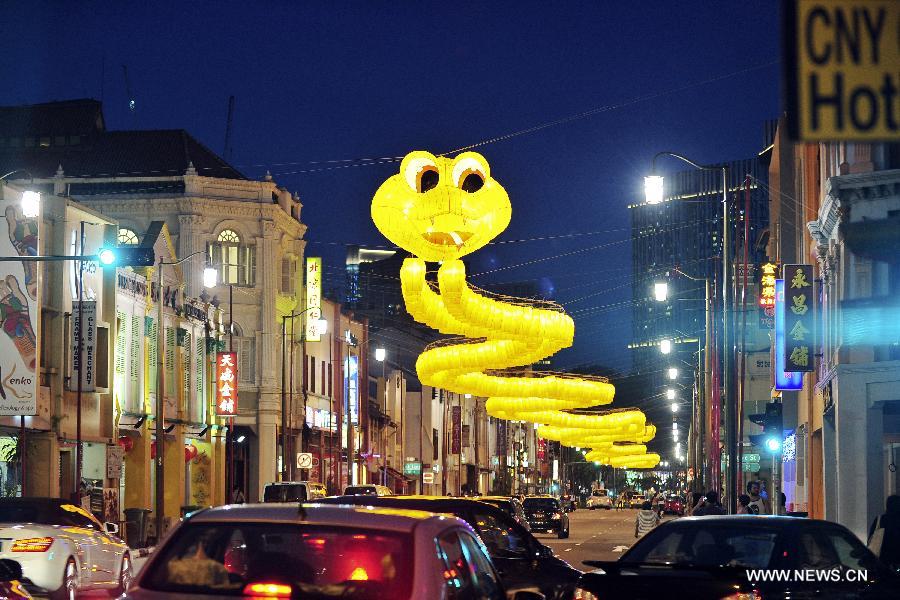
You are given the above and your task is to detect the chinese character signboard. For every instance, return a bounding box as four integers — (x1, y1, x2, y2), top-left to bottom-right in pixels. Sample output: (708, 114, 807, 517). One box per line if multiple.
(785, 0, 900, 141)
(759, 262, 778, 329)
(71, 300, 98, 393)
(774, 279, 804, 390)
(215, 351, 238, 416)
(451, 405, 461, 454)
(344, 355, 358, 425)
(305, 257, 322, 341)
(0, 190, 39, 415)
(783, 264, 814, 372)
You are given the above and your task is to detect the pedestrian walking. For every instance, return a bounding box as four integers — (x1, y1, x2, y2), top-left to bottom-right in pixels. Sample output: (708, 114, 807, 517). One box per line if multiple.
(746, 481, 768, 515)
(686, 492, 703, 516)
(693, 491, 726, 516)
(737, 494, 751, 514)
(868, 494, 900, 572)
(635, 501, 659, 538)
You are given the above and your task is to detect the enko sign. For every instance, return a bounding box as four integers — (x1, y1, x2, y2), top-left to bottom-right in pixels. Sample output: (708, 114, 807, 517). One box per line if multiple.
(785, 0, 900, 141)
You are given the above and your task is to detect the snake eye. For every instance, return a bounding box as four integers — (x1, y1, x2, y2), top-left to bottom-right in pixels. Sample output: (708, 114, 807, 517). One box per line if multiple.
(452, 156, 486, 193)
(404, 157, 439, 193)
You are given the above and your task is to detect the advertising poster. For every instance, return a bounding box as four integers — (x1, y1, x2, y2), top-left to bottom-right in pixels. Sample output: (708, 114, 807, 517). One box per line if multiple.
(0, 190, 39, 415)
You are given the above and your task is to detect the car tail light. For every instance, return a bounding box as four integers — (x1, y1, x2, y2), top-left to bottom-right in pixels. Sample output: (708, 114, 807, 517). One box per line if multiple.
(720, 591, 762, 600)
(243, 582, 292, 598)
(11, 537, 53, 552)
(573, 588, 599, 600)
(348, 566, 369, 581)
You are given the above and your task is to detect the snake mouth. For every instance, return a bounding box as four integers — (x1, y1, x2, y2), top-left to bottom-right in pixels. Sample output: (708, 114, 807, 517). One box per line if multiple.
(422, 231, 473, 248)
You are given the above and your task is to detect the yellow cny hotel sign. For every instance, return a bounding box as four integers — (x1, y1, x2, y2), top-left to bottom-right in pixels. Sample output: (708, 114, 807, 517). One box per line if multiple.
(785, 0, 900, 140)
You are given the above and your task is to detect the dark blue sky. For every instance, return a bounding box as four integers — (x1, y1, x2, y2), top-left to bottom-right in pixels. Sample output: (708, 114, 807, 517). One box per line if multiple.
(2, 0, 781, 372)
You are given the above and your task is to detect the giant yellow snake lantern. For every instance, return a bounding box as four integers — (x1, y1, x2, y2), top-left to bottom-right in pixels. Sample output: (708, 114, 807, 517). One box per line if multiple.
(371, 151, 659, 469)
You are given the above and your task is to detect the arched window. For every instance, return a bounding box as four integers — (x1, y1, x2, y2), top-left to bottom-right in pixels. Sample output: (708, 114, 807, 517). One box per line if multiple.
(208, 228, 256, 285)
(118, 228, 139, 245)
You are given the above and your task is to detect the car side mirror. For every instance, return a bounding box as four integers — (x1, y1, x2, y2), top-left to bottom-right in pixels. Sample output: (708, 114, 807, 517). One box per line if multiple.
(0, 559, 23, 582)
(537, 544, 554, 558)
(104, 522, 119, 535)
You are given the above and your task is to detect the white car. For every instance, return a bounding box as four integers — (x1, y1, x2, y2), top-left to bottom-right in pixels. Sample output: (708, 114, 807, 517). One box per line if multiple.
(127, 503, 543, 599)
(0, 497, 131, 599)
(586, 489, 612, 510)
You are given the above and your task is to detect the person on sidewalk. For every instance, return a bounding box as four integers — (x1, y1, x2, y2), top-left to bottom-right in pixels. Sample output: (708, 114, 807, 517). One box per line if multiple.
(693, 491, 726, 516)
(635, 501, 660, 538)
(746, 481, 768, 515)
(737, 494, 751, 514)
(868, 494, 900, 572)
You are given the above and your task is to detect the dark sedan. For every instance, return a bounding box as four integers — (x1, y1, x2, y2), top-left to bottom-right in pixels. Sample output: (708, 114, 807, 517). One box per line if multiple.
(478, 496, 532, 532)
(317, 495, 581, 600)
(575, 516, 900, 599)
(523, 496, 570, 539)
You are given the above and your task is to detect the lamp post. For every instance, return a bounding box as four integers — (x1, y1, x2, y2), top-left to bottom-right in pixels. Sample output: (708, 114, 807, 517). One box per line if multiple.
(280, 309, 327, 481)
(374, 348, 387, 486)
(154, 251, 216, 540)
(646, 152, 733, 512)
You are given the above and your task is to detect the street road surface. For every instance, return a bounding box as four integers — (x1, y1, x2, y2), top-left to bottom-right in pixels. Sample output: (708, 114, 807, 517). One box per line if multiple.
(538, 506, 677, 568)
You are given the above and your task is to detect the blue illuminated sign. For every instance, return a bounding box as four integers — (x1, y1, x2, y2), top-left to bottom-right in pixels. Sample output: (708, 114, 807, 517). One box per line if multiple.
(775, 279, 803, 391)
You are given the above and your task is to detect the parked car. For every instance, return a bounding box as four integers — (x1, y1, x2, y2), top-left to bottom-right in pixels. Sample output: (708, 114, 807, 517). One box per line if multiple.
(575, 515, 900, 599)
(0, 497, 132, 600)
(586, 489, 612, 510)
(628, 494, 646, 509)
(343, 484, 393, 496)
(663, 494, 685, 515)
(522, 496, 570, 539)
(128, 503, 543, 599)
(317, 495, 581, 600)
(0, 559, 33, 599)
(261, 481, 327, 503)
(477, 496, 532, 531)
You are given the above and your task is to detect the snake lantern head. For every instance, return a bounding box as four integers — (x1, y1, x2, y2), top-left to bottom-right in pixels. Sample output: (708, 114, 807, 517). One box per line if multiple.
(371, 150, 511, 261)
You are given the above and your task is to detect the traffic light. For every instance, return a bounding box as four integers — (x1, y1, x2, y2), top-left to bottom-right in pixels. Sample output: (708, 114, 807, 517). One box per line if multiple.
(749, 401, 783, 454)
(97, 246, 155, 267)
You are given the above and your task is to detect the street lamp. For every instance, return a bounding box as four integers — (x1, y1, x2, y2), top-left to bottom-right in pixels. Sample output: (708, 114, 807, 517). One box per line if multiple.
(155, 250, 215, 540)
(666, 389, 676, 400)
(646, 151, 733, 513)
(667, 367, 678, 380)
(375, 347, 386, 362)
(671, 403, 679, 413)
(21, 190, 40, 219)
(660, 339, 672, 354)
(653, 282, 668, 302)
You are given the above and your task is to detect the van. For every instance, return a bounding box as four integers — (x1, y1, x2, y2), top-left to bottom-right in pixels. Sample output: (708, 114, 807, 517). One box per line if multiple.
(262, 481, 327, 503)
(342, 484, 393, 497)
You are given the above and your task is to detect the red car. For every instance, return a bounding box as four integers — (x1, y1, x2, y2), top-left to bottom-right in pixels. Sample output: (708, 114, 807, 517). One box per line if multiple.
(663, 495, 685, 515)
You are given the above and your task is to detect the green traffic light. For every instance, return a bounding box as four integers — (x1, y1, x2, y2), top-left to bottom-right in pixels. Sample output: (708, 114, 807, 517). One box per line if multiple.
(765, 437, 781, 453)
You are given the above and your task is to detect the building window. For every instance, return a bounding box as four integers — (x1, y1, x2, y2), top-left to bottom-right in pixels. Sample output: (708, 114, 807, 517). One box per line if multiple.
(281, 257, 296, 294)
(236, 337, 256, 385)
(209, 229, 256, 286)
(118, 228, 140, 245)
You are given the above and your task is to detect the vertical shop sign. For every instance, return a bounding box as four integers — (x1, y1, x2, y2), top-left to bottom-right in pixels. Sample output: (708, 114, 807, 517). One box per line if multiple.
(774, 279, 804, 390)
(783, 264, 814, 372)
(71, 300, 98, 392)
(305, 257, 322, 341)
(451, 405, 461, 454)
(215, 351, 238, 416)
(758, 262, 778, 329)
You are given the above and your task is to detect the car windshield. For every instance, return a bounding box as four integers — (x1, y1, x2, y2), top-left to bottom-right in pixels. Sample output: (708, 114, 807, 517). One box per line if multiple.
(0, 502, 97, 527)
(263, 485, 306, 502)
(624, 523, 780, 569)
(593, 490, 608, 497)
(344, 486, 377, 496)
(523, 498, 558, 511)
(142, 523, 412, 599)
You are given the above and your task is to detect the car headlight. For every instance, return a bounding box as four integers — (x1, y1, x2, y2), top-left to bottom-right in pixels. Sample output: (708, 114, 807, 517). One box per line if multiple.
(574, 587, 600, 600)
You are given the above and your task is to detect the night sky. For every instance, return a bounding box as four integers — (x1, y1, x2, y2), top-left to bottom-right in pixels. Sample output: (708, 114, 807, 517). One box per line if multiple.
(2, 0, 781, 374)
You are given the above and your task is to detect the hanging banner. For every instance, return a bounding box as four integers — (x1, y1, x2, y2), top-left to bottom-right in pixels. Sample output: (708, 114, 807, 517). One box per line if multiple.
(305, 257, 322, 341)
(71, 300, 98, 393)
(215, 351, 238, 416)
(783, 264, 815, 372)
(758, 261, 778, 329)
(0, 189, 39, 415)
(775, 279, 804, 390)
(451, 405, 461, 454)
(345, 355, 359, 425)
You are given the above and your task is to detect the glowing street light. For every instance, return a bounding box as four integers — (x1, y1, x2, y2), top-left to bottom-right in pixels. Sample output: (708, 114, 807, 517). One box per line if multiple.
(203, 264, 218, 288)
(375, 347, 386, 362)
(644, 175, 664, 205)
(653, 282, 668, 302)
(667, 367, 678, 380)
(21, 190, 40, 219)
(660, 339, 672, 354)
(666, 388, 676, 400)
(671, 403, 679, 413)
